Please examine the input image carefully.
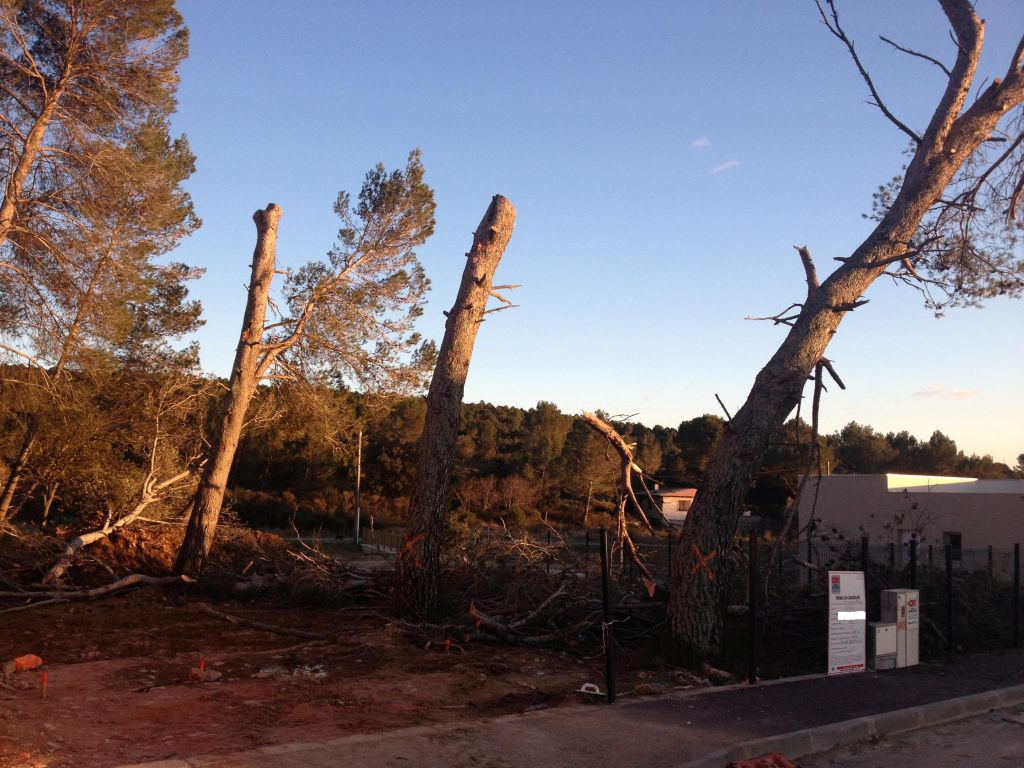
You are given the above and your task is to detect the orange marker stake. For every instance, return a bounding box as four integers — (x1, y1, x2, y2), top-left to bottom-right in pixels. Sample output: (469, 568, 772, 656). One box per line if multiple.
(40, 671, 48, 700)
(443, 639, 451, 654)
(199, 659, 205, 672)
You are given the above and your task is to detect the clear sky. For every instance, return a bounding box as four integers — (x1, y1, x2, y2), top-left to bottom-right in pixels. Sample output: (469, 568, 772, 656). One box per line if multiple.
(169, 1, 1023, 465)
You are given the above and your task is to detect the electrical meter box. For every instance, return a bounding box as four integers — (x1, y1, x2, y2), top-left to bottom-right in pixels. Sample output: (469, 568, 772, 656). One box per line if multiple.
(868, 622, 897, 670)
(881, 589, 920, 667)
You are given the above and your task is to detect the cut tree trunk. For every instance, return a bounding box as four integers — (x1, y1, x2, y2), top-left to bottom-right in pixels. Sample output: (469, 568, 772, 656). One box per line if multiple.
(394, 195, 516, 615)
(174, 204, 281, 577)
(668, 4, 1024, 662)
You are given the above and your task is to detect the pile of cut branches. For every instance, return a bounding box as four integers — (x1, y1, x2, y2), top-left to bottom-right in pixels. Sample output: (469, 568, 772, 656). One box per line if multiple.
(414, 523, 667, 653)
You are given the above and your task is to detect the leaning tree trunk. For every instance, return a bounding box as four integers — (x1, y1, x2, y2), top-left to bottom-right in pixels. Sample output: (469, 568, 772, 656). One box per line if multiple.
(668, 4, 1024, 662)
(174, 204, 281, 577)
(0, 415, 39, 522)
(395, 195, 516, 615)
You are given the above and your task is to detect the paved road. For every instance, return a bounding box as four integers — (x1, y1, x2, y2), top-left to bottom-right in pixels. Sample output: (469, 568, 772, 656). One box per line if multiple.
(801, 705, 1024, 767)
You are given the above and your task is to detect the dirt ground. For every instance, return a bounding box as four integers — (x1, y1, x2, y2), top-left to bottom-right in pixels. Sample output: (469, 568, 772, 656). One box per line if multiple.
(0, 575, 696, 768)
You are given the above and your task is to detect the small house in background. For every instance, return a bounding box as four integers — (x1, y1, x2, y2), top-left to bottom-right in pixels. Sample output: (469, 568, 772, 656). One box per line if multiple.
(644, 486, 697, 528)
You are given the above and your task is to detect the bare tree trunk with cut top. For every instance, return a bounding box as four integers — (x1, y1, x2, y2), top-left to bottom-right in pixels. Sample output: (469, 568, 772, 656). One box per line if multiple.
(669, 0, 1024, 662)
(174, 204, 281, 576)
(395, 195, 516, 615)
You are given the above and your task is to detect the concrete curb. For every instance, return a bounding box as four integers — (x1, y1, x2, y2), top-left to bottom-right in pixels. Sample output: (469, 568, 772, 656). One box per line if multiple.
(679, 683, 1024, 768)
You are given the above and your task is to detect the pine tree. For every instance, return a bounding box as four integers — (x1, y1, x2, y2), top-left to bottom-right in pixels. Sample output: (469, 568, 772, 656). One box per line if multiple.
(175, 153, 436, 576)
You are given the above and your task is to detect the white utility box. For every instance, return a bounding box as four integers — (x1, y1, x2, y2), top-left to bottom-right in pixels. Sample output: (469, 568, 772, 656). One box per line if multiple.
(868, 622, 897, 670)
(881, 589, 920, 667)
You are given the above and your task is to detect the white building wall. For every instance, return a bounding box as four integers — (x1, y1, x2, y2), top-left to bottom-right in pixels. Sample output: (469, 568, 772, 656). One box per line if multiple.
(798, 474, 1024, 554)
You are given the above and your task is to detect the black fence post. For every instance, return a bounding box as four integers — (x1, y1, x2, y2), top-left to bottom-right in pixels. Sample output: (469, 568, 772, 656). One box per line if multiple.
(988, 545, 994, 579)
(1014, 543, 1020, 650)
(928, 544, 933, 569)
(909, 540, 917, 590)
(806, 534, 813, 586)
(599, 528, 616, 704)
(861, 536, 869, 576)
(945, 543, 954, 660)
(889, 542, 895, 569)
(667, 532, 673, 575)
(585, 529, 591, 575)
(748, 534, 758, 686)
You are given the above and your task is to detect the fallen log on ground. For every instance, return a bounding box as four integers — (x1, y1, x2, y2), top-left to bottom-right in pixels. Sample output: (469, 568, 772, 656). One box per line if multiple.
(0, 573, 195, 613)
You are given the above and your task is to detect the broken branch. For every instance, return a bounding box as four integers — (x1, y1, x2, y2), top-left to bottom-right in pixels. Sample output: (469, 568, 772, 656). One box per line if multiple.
(193, 602, 328, 639)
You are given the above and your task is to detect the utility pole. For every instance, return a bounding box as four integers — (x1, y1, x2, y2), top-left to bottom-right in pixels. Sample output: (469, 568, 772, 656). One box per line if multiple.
(354, 429, 362, 547)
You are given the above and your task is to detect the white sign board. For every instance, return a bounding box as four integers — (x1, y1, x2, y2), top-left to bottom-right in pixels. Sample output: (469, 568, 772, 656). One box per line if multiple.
(827, 570, 866, 675)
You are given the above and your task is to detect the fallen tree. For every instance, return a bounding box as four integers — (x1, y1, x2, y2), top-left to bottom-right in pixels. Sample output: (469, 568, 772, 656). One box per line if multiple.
(0, 573, 194, 614)
(43, 465, 195, 584)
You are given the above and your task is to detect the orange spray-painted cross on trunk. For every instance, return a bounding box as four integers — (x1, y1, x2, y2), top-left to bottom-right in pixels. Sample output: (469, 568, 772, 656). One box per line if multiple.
(690, 543, 717, 580)
(398, 532, 425, 569)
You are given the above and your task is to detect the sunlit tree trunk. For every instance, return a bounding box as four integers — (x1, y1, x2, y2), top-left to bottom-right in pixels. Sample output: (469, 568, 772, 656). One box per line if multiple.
(395, 195, 516, 615)
(175, 205, 281, 576)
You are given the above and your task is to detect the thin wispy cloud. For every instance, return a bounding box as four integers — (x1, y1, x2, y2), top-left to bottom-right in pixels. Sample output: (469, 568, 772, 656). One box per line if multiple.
(711, 159, 740, 174)
(912, 387, 981, 400)
(690, 136, 711, 149)
(951, 388, 981, 400)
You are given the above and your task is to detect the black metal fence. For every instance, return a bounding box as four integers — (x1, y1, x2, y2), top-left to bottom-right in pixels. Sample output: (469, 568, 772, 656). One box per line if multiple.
(349, 524, 1020, 681)
(736, 535, 1022, 679)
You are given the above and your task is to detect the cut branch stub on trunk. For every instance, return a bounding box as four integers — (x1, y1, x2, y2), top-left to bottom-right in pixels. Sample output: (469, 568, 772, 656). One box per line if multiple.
(395, 195, 516, 616)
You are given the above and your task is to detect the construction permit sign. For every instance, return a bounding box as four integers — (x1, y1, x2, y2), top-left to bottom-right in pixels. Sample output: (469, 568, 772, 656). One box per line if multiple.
(827, 570, 866, 675)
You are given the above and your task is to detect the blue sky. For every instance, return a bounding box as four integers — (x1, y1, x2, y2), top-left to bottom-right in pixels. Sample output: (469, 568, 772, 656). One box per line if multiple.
(169, 1, 1023, 465)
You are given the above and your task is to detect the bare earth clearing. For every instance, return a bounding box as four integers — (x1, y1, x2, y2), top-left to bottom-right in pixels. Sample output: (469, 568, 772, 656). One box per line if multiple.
(0, 577, 693, 767)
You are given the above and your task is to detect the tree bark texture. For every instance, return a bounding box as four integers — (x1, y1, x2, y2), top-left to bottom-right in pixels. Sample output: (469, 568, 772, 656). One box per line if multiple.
(174, 204, 281, 577)
(668, 3, 1024, 661)
(395, 195, 516, 615)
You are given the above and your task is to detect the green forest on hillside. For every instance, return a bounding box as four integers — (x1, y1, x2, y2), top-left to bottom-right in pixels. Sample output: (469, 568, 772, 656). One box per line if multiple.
(4, 368, 1017, 538)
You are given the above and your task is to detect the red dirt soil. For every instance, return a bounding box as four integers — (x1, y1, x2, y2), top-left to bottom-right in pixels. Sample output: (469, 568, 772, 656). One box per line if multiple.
(0, 588, 664, 768)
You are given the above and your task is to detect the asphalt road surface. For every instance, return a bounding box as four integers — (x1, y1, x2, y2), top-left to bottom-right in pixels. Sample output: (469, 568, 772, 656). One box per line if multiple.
(800, 705, 1024, 767)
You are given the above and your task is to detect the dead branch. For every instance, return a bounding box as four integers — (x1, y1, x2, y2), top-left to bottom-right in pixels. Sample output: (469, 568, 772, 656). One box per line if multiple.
(811, 362, 825, 472)
(794, 245, 819, 296)
(43, 463, 198, 584)
(816, 0, 922, 144)
(879, 34, 951, 77)
(0, 573, 194, 613)
(714, 394, 734, 424)
(792, 557, 821, 572)
(745, 303, 802, 326)
(468, 599, 599, 646)
(820, 358, 846, 390)
(193, 602, 328, 639)
(581, 412, 660, 585)
(830, 299, 870, 312)
(580, 413, 656, 534)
